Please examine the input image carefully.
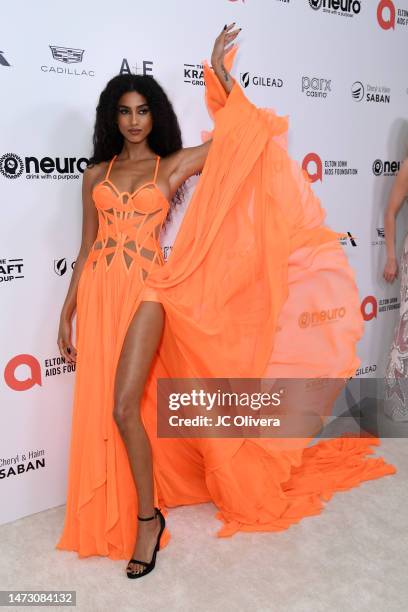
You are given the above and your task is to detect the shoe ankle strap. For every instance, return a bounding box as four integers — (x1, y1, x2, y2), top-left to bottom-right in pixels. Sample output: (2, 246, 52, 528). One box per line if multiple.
(137, 508, 158, 521)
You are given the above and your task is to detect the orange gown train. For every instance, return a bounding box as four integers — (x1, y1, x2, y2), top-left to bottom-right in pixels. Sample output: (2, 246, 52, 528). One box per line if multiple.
(56, 46, 396, 560)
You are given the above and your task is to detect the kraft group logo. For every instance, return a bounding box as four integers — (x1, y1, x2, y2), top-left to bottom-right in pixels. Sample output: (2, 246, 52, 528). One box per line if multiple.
(4, 353, 76, 390)
(351, 80, 391, 103)
(307, 0, 361, 17)
(239, 71, 283, 89)
(1, 257, 24, 283)
(41, 45, 94, 77)
(0, 50, 11, 67)
(184, 63, 204, 86)
(0, 153, 87, 183)
(301, 76, 332, 99)
(302, 152, 358, 182)
(372, 159, 401, 176)
(361, 295, 399, 321)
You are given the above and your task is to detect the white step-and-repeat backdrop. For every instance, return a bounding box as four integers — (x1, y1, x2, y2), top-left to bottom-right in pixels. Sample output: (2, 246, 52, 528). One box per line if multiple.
(1, 0, 408, 524)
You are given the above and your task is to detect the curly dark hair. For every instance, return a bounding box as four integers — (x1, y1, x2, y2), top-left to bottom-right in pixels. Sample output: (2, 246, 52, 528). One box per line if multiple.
(87, 73, 186, 227)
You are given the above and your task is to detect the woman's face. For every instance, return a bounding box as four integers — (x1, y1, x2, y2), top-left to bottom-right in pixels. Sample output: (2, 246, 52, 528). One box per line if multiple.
(116, 91, 153, 142)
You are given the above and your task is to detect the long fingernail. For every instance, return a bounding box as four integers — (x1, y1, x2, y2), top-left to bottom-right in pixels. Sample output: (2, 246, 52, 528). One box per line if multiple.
(223, 24, 227, 30)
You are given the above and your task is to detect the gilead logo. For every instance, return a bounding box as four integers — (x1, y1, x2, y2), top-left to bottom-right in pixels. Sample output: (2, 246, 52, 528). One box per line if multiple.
(361, 296, 377, 321)
(4, 354, 42, 391)
(302, 153, 322, 183)
(377, 0, 396, 30)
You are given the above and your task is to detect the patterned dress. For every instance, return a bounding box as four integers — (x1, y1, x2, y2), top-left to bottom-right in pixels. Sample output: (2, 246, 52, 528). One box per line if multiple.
(384, 233, 408, 421)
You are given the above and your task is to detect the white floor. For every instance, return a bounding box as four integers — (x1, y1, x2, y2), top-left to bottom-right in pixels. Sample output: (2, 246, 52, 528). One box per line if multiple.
(0, 438, 406, 612)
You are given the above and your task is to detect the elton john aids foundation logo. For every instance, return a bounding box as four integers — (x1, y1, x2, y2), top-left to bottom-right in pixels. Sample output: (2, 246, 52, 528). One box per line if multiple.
(377, 0, 396, 29)
(377, 0, 408, 30)
(302, 153, 358, 182)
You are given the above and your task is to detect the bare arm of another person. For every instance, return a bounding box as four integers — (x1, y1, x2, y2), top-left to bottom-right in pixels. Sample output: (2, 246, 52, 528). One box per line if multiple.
(57, 165, 100, 363)
(164, 23, 240, 195)
(383, 158, 408, 283)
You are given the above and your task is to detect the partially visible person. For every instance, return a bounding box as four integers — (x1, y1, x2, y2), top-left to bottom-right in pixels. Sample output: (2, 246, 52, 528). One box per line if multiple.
(383, 159, 408, 420)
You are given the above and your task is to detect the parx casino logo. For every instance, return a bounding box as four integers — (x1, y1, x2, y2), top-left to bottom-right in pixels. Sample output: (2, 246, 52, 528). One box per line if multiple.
(302, 76, 332, 99)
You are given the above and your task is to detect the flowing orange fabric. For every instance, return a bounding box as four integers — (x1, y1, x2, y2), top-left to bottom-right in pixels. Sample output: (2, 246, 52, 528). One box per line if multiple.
(56, 46, 396, 560)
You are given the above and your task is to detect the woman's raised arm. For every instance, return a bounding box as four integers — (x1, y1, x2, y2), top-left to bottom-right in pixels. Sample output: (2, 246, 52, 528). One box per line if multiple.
(165, 23, 241, 191)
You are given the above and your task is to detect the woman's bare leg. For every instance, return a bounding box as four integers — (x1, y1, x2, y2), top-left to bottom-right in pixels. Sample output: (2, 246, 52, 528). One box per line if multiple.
(113, 300, 165, 575)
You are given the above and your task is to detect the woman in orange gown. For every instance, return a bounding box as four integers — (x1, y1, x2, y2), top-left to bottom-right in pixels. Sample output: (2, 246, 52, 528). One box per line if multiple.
(56, 25, 396, 578)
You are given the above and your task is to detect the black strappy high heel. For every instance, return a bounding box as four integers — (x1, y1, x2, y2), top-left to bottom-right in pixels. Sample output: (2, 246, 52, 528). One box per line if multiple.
(126, 507, 166, 579)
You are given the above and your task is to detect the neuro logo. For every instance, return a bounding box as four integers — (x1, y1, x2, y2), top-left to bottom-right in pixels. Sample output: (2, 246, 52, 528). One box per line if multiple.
(0, 50, 11, 67)
(373, 159, 401, 176)
(302, 153, 322, 183)
(377, 0, 396, 30)
(298, 306, 346, 328)
(307, 0, 361, 14)
(49, 46, 84, 64)
(373, 159, 384, 175)
(0, 153, 24, 179)
(351, 81, 365, 102)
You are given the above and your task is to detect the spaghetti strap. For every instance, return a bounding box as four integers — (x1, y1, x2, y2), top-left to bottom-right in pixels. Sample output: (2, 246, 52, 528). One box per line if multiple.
(105, 155, 117, 181)
(153, 155, 160, 184)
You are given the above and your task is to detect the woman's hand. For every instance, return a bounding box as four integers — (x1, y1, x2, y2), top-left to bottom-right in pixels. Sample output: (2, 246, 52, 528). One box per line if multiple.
(210, 23, 241, 95)
(58, 315, 77, 363)
(383, 257, 398, 283)
(211, 22, 241, 68)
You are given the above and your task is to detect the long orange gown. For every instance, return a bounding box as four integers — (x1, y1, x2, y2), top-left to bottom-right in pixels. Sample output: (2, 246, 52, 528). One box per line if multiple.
(56, 46, 396, 560)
